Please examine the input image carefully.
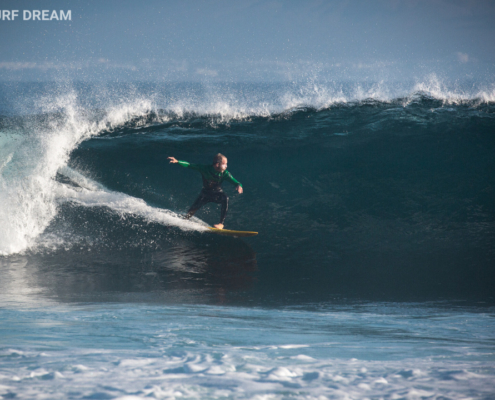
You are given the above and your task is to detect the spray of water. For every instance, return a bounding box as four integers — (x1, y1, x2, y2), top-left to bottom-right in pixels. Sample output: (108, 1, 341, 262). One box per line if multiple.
(0, 87, 170, 255)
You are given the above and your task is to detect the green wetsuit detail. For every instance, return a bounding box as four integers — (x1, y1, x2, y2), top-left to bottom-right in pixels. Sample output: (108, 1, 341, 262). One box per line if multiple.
(177, 160, 242, 191)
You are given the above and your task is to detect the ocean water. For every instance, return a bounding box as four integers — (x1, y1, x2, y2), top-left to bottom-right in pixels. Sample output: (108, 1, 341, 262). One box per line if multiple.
(0, 78, 494, 399)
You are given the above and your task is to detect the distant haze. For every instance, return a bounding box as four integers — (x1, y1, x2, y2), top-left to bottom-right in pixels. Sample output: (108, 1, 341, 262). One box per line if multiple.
(1, 0, 495, 82)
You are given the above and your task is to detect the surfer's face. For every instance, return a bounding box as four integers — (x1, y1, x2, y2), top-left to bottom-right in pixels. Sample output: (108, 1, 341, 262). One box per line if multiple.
(214, 158, 228, 172)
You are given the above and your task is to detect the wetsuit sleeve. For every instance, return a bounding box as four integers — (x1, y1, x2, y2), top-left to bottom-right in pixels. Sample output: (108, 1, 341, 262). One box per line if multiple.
(225, 171, 242, 187)
(177, 160, 202, 171)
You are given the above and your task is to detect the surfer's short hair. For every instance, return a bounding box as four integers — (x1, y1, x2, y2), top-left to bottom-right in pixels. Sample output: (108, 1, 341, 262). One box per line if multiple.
(213, 153, 227, 164)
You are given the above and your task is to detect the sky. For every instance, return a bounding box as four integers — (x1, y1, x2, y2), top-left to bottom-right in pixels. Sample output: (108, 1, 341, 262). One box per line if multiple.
(1, 0, 494, 82)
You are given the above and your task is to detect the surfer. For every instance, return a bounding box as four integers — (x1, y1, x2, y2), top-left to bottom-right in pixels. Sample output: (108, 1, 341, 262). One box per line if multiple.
(168, 154, 243, 229)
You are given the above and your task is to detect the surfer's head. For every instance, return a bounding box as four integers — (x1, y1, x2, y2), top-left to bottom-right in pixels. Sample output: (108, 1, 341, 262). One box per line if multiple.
(213, 153, 228, 172)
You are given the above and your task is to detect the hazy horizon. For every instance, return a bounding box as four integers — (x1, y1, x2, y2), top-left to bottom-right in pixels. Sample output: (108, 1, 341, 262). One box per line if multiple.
(1, 0, 495, 83)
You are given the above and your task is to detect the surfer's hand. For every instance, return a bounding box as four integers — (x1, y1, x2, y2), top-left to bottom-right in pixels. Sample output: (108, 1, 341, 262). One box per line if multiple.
(237, 186, 243, 194)
(168, 157, 178, 163)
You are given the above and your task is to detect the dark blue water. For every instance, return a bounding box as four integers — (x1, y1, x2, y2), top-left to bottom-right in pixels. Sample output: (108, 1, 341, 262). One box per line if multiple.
(1, 80, 494, 399)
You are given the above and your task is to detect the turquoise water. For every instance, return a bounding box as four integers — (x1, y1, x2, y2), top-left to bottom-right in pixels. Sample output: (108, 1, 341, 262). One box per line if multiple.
(2, 300, 494, 399)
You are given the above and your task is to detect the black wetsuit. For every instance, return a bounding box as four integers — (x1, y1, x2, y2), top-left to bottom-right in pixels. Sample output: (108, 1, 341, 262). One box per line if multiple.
(176, 160, 242, 224)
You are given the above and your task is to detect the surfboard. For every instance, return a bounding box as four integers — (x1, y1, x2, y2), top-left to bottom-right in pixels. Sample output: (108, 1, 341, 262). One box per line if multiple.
(208, 227, 258, 237)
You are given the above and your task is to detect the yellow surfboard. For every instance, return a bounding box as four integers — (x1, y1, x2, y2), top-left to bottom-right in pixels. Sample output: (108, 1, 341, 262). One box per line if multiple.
(208, 227, 258, 237)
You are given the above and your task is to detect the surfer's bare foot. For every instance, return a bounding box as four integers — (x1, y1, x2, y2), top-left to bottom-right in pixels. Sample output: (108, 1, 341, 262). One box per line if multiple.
(213, 223, 224, 229)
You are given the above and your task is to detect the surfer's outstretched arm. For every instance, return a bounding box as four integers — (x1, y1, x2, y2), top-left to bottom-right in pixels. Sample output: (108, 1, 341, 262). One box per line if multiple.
(168, 157, 202, 171)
